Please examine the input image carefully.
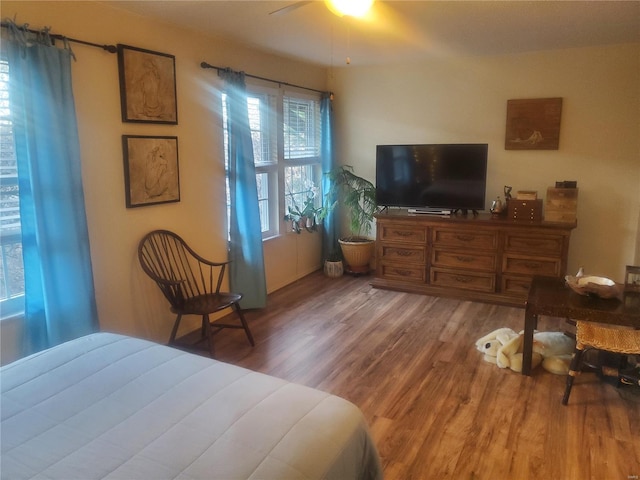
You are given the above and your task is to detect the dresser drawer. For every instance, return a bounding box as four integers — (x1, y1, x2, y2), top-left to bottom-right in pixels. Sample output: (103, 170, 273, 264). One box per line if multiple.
(380, 244, 427, 264)
(430, 267, 496, 292)
(431, 248, 497, 272)
(380, 263, 427, 282)
(379, 224, 428, 244)
(504, 233, 564, 256)
(432, 228, 498, 250)
(501, 275, 533, 296)
(502, 254, 561, 277)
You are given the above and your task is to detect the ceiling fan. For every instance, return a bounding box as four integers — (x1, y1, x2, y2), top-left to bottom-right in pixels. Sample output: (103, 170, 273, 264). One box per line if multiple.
(270, 0, 375, 18)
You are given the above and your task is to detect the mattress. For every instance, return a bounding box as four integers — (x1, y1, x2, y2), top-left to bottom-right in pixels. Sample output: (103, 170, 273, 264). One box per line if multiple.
(1, 333, 382, 479)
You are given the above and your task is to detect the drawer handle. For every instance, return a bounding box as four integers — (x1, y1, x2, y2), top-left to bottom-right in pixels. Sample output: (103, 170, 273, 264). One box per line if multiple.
(394, 269, 413, 276)
(397, 250, 414, 257)
(454, 234, 475, 242)
(454, 276, 472, 283)
(456, 255, 474, 263)
(519, 240, 545, 247)
(393, 230, 413, 237)
(523, 261, 542, 269)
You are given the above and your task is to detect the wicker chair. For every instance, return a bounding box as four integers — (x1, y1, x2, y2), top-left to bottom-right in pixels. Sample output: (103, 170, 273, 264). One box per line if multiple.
(138, 230, 254, 357)
(562, 321, 640, 405)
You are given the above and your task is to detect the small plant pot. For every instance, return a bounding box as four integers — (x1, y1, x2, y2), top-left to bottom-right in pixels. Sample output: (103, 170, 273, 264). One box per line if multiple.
(324, 260, 344, 278)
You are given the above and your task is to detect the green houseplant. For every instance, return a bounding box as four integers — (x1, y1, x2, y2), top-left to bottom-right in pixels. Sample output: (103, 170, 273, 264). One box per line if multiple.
(283, 187, 323, 234)
(323, 165, 377, 274)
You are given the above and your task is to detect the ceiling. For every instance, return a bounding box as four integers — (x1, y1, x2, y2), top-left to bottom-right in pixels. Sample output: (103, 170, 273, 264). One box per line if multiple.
(107, 1, 640, 67)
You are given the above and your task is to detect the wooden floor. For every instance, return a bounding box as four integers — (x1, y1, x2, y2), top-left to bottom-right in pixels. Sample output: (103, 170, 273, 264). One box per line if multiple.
(207, 271, 640, 479)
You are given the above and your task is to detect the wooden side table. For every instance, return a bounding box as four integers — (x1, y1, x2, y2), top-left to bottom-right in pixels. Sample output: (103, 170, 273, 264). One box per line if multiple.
(523, 276, 640, 375)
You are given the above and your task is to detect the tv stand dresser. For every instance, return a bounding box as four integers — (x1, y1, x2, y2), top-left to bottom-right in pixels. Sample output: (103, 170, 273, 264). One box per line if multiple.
(372, 210, 577, 307)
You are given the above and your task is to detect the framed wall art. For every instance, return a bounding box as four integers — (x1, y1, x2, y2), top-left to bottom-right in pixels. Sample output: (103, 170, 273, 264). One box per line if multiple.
(625, 265, 640, 293)
(122, 135, 180, 208)
(117, 44, 178, 124)
(505, 97, 562, 150)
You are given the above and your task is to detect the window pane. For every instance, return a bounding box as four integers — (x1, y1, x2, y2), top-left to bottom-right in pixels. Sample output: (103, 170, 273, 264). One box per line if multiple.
(0, 59, 24, 304)
(284, 165, 319, 215)
(247, 97, 264, 164)
(248, 95, 276, 166)
(0, 241, 23, 299)
(284, 96, 320, 160)
(256, 172, 269, 233)
(223, 89, 322, 241)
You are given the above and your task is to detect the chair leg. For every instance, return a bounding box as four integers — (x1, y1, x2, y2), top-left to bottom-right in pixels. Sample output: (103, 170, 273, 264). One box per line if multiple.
(563, 346, 584, 405)
(169, 314, 183, 345)
(202, 314, 215, 357)
(233, 303, 255, 346)
(201, 316, 207, 339)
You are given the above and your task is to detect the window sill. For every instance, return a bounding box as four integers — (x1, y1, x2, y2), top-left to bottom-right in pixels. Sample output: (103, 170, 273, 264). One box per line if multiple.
(1, 296, 24, 322)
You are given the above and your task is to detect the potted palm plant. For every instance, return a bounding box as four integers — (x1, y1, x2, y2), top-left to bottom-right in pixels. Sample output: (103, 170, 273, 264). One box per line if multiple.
(322, 165, 377, 274)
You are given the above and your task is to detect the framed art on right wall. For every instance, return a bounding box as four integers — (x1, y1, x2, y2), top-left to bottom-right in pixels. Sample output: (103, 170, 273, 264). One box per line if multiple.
(505, 97, 563, 150)
(625, 265, 640, 293)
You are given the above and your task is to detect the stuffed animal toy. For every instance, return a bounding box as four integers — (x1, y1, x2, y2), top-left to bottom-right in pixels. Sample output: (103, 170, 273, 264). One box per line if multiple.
(533, 331, 576, 375)
(475, 327, 519, 364)
(477, 328, 575, 374)
(496, 333, 542, 373)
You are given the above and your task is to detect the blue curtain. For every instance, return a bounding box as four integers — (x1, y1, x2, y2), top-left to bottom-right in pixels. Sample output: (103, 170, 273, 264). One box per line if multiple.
(219, 68, 267, 309)
(321, 92, 339, 261)
(5, 26, 98, 355)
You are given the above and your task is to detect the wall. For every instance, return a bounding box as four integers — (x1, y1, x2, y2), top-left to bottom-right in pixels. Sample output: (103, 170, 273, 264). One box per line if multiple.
(329, 43, 640, 280)
(2, 2, 639, 363)
(0, 1, 327, 358)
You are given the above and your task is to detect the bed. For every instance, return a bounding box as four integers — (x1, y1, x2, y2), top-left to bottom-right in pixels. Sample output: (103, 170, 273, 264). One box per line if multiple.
(1, 333, 382, 479)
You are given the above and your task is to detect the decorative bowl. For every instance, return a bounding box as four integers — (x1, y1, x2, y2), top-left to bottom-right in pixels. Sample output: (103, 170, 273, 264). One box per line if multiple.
(565, 275, 622, 299)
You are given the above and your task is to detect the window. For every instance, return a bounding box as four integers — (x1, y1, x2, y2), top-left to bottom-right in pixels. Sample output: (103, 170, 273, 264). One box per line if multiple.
(222, 87, 322, 239)
(283, 96, 322, 222)
(0, 59, 24, 317)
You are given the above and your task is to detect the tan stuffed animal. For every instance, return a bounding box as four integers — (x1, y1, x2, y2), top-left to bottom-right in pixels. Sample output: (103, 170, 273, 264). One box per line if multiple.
(496, 334, 541, 373)
(496, 330, 575, 374)
(475, 328, 519, 364)
(533, 331, 576, 375)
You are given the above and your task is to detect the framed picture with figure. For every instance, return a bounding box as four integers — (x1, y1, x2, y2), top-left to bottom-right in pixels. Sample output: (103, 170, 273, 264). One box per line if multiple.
(122, 135, 180, 208)
(505, 97, 562, 150)
(117, 44, 178, 124)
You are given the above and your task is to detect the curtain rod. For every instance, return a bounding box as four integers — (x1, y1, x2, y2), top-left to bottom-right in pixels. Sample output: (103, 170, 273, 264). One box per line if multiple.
(0, 22, 117, 53)
(200, 61, 331, 96)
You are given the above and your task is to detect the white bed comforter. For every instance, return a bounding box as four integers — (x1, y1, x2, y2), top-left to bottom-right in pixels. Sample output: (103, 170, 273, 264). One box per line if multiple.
(1, 333, 382, 480)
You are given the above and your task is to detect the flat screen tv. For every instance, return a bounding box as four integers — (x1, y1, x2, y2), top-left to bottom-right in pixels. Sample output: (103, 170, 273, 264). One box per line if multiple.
(376, 143, 488, 213)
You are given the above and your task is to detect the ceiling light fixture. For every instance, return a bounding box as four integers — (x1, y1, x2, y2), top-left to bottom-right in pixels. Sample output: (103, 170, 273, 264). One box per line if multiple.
(325, 0, 375, 18)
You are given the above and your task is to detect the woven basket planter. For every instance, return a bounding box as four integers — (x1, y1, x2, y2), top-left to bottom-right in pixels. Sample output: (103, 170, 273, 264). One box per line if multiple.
(324, 260, 344, 278)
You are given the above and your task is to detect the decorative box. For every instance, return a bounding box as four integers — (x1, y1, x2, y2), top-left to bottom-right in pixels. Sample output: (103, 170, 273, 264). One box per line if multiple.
(545, 187, 578, 223)
(507, 199, 543, 221)
(516, 190, 538, 200)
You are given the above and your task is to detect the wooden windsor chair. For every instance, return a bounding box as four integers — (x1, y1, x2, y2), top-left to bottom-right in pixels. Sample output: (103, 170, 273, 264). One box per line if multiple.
(138, 230, 254, 357)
